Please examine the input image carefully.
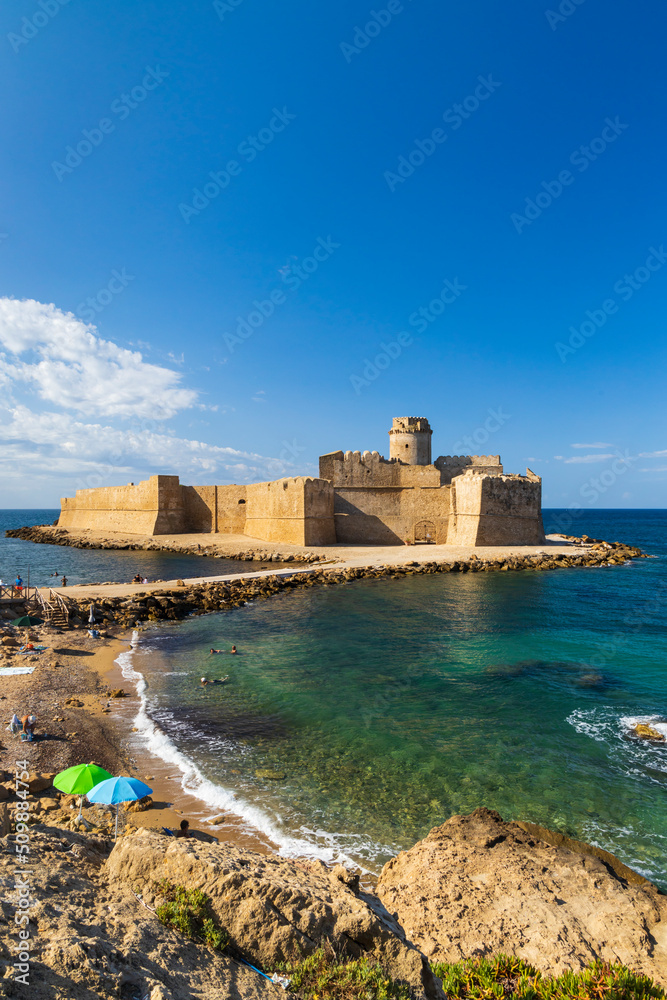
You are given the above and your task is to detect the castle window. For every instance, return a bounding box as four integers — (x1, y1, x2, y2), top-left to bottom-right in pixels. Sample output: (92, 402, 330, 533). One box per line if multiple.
(238, 499, 246, 504)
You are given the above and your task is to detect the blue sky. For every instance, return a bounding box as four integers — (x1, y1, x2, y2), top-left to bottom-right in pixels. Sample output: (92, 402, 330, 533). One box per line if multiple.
(0, 0, 665, 508)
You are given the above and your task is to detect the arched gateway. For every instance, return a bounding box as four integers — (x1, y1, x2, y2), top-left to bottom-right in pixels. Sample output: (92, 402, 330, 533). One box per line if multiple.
(414, 520, 436, 544)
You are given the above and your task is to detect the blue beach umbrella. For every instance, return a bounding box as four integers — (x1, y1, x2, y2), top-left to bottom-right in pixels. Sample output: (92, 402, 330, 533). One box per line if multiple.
(86, 776, 153, 839)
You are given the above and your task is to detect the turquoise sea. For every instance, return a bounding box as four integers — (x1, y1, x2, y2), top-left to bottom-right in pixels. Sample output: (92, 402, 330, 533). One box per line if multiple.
(119, 510, 667, 881)
(5, 509, 667, 880)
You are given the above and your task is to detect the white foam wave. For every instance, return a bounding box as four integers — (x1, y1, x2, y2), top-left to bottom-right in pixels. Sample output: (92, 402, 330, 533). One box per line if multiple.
(567, 707, 667, 781)
(115, 633, 385, 868)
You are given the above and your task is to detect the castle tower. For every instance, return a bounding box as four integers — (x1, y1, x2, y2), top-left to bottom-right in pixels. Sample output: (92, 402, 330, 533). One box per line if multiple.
(388, 417, 432, 465)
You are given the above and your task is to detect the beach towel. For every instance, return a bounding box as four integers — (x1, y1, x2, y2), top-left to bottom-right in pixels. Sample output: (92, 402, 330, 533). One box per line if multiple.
(0, 666, 36, 676)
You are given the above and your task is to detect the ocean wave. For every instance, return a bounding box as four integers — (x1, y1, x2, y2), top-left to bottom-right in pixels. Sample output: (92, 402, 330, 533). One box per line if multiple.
(567, 707, 667, 782)
(116, 633, 387, 869)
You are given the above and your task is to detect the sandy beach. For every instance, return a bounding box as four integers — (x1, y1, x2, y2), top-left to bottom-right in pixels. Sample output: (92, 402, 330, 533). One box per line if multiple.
(0, 625, 281, 852)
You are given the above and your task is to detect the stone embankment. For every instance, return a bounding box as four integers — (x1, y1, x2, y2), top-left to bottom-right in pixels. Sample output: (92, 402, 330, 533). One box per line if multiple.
(5, 524, 323, 563)
(14, 537, 643, 629)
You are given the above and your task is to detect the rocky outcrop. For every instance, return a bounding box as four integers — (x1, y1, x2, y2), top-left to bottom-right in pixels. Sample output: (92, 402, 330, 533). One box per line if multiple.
(107, 828, 443, 999)
(0, 825, 281, 1000)
(376, 808, 667, 983)
(634, 723, 665, 741)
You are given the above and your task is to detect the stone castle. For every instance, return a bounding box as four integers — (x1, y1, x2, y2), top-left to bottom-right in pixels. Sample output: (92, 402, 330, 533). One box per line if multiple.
(58, 417, 545, 547)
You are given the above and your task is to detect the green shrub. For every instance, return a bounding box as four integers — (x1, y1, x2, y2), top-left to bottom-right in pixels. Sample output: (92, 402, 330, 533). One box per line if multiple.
(152, 879, 229, 952)
(278, 950, 665, 1000)
(277, 947, 413, 1000)
(431, 954, 665, 1000)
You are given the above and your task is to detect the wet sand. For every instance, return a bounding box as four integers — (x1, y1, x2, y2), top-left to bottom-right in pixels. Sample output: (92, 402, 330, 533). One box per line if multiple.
(0, 625, 280, 852)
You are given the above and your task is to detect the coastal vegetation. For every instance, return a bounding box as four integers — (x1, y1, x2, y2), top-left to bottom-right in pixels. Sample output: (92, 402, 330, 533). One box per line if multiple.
(280, 949, 665, 1000)
(153, 878, 230, 952)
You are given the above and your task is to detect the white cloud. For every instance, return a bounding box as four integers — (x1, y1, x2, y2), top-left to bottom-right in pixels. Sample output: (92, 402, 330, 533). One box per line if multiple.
(0, 297, 197, 419)
(0, 297, 311, 502)
(563, 454, 617, 464)
(571, 442, 612, 449)
(640, 466, 667, 473)
(0, 406, 304, 485)
(639, 450, 667, 458)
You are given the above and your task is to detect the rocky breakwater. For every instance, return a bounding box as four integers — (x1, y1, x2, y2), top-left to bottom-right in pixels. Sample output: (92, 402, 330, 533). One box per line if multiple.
(5, 524, 323, 564)
(376, 807, 667, 984)
(51, 538, 647, 629)
(107, 828, 443, 999)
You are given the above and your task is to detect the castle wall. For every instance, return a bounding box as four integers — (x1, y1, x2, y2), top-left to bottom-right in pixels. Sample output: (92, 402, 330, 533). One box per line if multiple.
(57, 419, 546, 548)
(333, 485, 451, 545)
(320, 451, 441, 489)
(447, 472, 545, 546)
(59, 476, 183, 535)
(180, 485, 247, 534)
(244, 478, 335, 546)
(435, 455, 502, 485)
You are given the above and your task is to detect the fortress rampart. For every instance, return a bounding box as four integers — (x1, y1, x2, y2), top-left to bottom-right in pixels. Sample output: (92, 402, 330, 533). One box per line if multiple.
(58, 417, 545, 547)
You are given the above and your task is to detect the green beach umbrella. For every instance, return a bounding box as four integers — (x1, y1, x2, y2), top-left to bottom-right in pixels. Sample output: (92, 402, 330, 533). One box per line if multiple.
(10, 615, 43, 627)
(53, 763, 113, 819)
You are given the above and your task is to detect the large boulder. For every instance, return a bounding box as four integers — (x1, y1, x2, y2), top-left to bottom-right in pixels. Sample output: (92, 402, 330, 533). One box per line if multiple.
(376, 808, 667, 983)
(28, 772, 55, 794)
(107, 829, 442, 999)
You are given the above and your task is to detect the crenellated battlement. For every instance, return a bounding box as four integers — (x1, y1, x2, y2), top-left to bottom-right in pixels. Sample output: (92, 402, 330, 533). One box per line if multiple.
(436, 455, 501, 466)
(59, 415, 545, 547)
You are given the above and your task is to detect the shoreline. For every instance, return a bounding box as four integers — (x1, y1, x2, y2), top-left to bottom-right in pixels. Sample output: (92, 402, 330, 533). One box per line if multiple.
(97, 635, 286, 856)
(2, 525, 648, 631)
(0, 627, 290, 855)
(0, 526, 653, 876)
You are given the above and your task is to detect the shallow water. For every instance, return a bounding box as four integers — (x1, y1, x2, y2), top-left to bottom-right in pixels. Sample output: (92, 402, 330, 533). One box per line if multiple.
(0, 509, 275, 587)
(115, 510, 667, 882)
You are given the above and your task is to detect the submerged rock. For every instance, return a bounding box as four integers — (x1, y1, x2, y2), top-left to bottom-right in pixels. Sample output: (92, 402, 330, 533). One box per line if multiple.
(254, 768, 287, 781)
